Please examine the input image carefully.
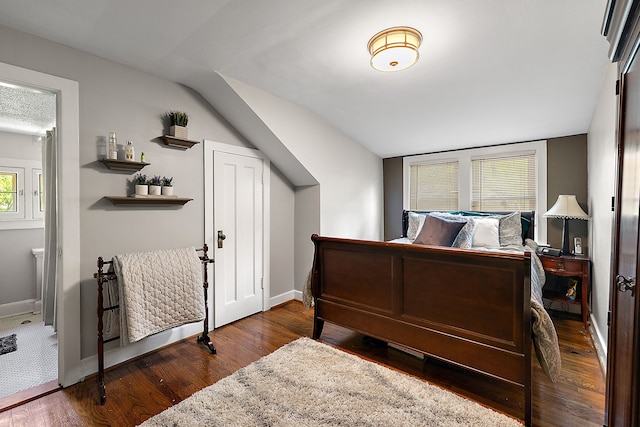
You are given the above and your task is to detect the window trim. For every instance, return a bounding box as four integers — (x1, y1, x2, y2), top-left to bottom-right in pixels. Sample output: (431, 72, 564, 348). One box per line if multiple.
(32, 168, 44, 220)
(403, 140, 547, 243)
(0, 157, 44, 230)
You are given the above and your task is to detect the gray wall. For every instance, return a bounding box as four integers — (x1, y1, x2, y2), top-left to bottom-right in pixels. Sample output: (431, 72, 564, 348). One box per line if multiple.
(383, 135, 589, 252)
(0, 229, 43, 304)
(383, 156, 404, 241)
(0, 24, 295, 359)
(546, 134, 589, 253)
(294, 185, 320, 293)
(270, 165, 295, 299)
(0, 131, 44, 306)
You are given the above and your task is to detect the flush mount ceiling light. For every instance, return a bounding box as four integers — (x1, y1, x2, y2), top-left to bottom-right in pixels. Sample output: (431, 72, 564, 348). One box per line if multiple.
(367, 26, 422, 72)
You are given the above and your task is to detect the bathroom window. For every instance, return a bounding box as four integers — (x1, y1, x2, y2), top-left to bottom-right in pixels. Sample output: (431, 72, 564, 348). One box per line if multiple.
(0, 167, 23, 219)
(0, 158, 43, 229)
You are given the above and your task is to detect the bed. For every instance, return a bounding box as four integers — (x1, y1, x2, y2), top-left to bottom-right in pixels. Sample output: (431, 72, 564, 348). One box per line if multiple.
(309, 210, 560, 427)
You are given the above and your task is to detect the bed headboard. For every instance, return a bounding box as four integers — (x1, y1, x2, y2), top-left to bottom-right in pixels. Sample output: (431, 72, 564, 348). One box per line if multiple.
(401, 210, 535, 241)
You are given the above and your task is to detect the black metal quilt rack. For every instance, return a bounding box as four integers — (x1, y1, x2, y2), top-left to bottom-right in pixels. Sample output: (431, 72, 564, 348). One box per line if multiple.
(93, 244, 216, 405)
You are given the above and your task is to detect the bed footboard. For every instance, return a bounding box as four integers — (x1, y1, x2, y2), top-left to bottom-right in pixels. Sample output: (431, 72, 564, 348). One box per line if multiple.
(311, 234, 532, 426)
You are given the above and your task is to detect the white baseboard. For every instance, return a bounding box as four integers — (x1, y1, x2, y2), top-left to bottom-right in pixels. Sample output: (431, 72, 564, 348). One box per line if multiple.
(80, 322, 203, 380)
(589, 314, 608, 374)
(0, 299, 39, 319)
(269, 290, 301, 307)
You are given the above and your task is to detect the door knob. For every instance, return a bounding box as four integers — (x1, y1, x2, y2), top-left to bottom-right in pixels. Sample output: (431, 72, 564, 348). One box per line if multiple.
(217, 230, 226, 248)
(616, 275, 636, 294)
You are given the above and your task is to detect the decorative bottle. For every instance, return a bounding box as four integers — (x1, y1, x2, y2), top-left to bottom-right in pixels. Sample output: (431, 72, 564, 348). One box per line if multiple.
(140, 152, 145, 163)
(125, 141, 135, 161)
(108, 132, 118, 160)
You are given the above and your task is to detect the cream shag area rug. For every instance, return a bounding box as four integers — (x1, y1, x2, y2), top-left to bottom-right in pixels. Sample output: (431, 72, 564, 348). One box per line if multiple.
(139, 338, 522, 427)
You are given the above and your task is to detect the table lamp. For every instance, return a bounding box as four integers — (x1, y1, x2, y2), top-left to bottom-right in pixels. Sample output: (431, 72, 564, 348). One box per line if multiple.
(543, 195, 589, 254)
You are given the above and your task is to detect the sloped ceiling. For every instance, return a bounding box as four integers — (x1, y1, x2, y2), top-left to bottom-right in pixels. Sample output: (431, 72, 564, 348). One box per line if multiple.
(0, 0, 611, 157)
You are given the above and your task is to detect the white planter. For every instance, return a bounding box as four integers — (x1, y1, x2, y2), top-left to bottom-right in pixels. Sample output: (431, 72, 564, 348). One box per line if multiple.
(135, 184, 148, 195)
(170, 125, 188, 139)
(162, 186, 174, 196)
(149, 185, 161, 196)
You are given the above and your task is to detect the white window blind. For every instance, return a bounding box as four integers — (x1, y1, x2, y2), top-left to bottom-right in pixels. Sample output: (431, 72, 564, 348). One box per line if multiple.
(471, 152, 536, 211)
(409, 160, 459, 210)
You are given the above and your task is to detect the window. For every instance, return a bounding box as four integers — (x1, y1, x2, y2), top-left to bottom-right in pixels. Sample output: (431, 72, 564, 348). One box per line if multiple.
(471, 152, 536, 211)
(0, 168, 20, 215)
(0, 158, 44, 229)
(403, 141, 547, 242)
(409, 160, 459, 210)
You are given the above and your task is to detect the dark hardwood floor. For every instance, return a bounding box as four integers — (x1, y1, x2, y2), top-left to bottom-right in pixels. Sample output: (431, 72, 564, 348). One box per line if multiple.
(0, 301, 605, 426)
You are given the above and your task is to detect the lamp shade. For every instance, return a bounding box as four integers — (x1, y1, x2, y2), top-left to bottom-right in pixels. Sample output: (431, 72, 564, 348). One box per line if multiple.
(368, 26, 422, 72)
(544, 195, 589, 219)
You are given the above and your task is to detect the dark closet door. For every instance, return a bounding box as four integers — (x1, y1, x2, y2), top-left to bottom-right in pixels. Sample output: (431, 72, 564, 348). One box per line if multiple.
(606, 40, 640, 427)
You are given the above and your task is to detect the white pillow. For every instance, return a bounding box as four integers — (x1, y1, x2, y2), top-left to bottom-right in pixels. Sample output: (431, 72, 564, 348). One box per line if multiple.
(407, 212, 427, 241)
(472, 217, 500, 248)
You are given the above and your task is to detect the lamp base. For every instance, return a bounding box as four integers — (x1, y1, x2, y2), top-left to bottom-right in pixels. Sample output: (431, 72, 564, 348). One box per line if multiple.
(561, 218, 570, 255)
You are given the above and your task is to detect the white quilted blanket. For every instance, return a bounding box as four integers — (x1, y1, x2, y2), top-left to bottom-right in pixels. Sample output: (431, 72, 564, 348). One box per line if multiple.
(113, 247, 205, 345)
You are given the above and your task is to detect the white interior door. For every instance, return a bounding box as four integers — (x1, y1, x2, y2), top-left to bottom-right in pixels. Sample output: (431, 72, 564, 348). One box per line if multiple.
(212, 150, 264, 327)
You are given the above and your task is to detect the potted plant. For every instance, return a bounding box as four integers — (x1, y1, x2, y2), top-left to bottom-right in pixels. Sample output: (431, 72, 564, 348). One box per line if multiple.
(167, 111, 189, 139)
(149, 175, 162, 196)
(161, 176, 174, 196)
(133, 173, 148, 196)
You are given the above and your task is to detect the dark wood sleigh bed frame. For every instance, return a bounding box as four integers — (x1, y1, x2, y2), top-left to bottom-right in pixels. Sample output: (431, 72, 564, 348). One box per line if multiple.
(311, 211, 535, 426)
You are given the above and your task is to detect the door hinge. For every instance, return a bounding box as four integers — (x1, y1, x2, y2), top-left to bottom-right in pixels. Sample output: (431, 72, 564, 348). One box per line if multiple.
(616, 79, 620, 95)
(261, 278, 264, 290)
(608, 311, 612, 327)
(612, 196, 615, 212)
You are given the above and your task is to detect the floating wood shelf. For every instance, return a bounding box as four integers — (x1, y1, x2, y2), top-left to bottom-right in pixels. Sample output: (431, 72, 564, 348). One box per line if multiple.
(160, 135, 200, 149)
(104, 196, 192, 206)
(100, 159, 150, 172)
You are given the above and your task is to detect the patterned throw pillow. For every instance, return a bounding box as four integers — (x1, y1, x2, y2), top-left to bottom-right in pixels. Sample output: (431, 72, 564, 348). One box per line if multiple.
(499, 211, 523, 246)
(407, 212, 426, 241)
(452, 218, 476, 249)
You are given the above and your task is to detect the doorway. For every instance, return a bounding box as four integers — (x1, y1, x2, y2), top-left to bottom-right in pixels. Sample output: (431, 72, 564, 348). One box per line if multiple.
(204, 141, 271, 328)
(0, 81, 57, 401)
(0, 61, 80, 394)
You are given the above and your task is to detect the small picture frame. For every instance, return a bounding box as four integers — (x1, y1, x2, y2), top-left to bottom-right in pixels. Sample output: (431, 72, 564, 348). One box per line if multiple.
(574, 237, 582, 255)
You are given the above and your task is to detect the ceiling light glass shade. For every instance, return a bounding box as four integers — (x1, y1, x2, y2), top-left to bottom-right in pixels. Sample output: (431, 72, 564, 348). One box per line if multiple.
(368, 26, 422, 72)
(543, 195, 589, 219)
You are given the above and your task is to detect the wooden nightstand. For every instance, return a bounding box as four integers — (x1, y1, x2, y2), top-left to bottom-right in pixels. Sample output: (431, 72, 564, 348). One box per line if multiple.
(538, 253, 591, 328)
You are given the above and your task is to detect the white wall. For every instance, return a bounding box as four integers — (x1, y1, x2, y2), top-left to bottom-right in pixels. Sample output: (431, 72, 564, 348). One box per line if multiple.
(0, 24, 295, 382)
(0, 131, 41, 159)
(209, 76, 384, 290)
(587, 61, 618, 364)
